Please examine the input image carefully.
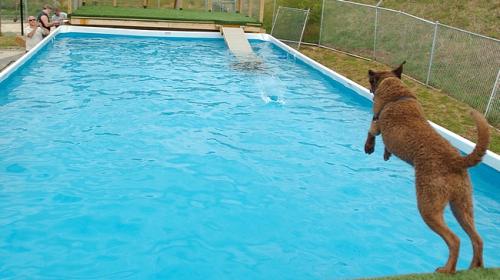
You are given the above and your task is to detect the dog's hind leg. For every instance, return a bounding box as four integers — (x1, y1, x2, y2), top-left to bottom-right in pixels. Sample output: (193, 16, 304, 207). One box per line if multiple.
(450, 193, 484, 269)
(417, 187, 459, 274)
(420, 210, 460, 273)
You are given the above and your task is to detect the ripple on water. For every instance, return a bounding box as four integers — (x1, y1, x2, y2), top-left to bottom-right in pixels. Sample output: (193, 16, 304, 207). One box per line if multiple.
(0, 34, 498, 280)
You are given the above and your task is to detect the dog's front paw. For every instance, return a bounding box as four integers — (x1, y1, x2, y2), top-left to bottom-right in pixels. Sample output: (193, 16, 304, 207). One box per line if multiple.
(383, 149, 391, 161)
(364, 142, 375, 154)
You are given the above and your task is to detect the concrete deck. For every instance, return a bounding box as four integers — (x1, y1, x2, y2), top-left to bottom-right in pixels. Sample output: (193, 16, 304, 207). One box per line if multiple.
(0, 48, 25, 72)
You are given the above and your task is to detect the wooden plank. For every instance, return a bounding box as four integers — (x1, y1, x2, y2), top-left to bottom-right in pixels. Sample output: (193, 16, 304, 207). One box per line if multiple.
(248, 0, 253, 17)
(259, 0, 264, 22)
(71, 17, 215, 30)
(238, 0, 243, 14)
(221, 26, 253, 55)
(70, 17, 265, 33)
(221, 26, 263, 69)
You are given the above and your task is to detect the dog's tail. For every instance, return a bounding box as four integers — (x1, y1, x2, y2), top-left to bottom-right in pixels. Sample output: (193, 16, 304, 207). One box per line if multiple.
(456, 111, 490, 169)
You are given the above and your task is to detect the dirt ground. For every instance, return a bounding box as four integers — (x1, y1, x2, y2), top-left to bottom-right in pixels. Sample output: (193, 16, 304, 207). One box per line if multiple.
(1, 20, 24, 35)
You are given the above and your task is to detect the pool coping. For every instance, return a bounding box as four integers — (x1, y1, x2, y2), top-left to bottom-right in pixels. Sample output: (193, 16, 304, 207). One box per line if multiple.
(1, 25, 499, 172)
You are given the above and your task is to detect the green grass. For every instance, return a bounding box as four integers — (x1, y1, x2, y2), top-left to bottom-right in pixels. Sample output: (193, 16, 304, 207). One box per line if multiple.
(352, 0, 499, 39)
(363, 268, 500, 280)
(300, 46, 500, 154)
(0, 35, 18, 48)
(72, 6, 261, 25)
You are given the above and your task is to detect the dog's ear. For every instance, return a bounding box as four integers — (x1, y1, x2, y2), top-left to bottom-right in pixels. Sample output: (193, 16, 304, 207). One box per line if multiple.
(392, 61, 406, 79)
(368, 69, 375, 77)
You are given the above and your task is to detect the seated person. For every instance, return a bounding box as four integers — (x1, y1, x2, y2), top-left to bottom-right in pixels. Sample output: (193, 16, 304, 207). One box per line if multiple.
(25, 16, 49, 51)
(51, 8, 68, 25)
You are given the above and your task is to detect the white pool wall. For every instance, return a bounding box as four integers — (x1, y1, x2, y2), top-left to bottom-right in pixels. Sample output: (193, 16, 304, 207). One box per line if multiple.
(1, 26, 499, 171)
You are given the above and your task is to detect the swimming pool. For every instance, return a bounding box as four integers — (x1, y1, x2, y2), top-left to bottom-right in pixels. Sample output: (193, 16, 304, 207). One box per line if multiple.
(0, 26, 498, 279)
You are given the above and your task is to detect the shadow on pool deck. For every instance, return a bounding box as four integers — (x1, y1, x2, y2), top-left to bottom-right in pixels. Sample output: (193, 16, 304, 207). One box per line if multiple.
(0, 48, 24, 72)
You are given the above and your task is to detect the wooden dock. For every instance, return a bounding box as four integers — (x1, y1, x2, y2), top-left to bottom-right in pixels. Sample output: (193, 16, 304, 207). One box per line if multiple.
(70, 17, 264, 33)
(69, 6, 265, 33)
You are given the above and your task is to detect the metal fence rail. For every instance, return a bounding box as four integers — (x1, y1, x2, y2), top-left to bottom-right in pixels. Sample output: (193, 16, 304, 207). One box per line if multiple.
(318, 0, 500, 127)
(271, 6, 309, 50)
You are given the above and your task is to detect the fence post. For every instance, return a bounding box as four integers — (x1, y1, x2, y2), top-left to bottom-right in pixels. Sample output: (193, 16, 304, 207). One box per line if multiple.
(319, 0, 326, 45)
(485, 69, 500, 118)
(272, 0, 277, 26)
(270, 6, 280, 35)
(297, 8, 310, 50)
(20, 0, 24, 36)
(259, 0, 265, 23)
(372, 0, 382, 60)
(426, 21, 439, 85)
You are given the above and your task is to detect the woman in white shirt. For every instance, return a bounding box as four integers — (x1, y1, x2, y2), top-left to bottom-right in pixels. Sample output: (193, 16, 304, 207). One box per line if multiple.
(25, 16, 49, 51)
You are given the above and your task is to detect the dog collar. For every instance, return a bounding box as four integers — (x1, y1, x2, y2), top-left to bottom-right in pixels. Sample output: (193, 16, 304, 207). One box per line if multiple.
(372, 96, 416, 121)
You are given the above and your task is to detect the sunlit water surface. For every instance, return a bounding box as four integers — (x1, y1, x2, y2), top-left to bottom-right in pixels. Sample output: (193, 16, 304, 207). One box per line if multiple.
(0, 33, 498, 279)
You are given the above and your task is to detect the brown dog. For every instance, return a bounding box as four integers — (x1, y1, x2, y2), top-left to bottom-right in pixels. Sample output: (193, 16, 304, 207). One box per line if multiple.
(364, 62, 490, 274)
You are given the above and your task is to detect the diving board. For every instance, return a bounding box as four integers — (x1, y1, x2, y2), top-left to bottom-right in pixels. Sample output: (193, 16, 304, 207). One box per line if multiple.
(221, 27, 255, 58)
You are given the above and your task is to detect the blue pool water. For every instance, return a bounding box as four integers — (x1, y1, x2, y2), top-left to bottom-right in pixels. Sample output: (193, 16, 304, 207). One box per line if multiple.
(0, 33, 498, 279)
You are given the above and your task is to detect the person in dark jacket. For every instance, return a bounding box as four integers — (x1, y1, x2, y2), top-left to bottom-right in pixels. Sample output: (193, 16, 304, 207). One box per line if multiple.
(37, 4, 59, 36)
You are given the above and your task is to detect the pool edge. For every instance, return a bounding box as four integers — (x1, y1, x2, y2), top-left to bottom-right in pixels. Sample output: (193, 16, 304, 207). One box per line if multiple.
(0, 25, 62, 85)
(265, 34, 500, 172)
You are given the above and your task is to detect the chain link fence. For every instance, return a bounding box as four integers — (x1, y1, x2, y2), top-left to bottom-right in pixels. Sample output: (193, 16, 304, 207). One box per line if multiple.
(486, 71, 500, 125)
(430, 23, 500, 126)
(1, 0, 66, 35)
(268, 0, 321, 44)
(319, 1, 374, 58)
(375, 8, 435, 82)
(318, 0, 500, 127)
(68, 0, 263, 15)
(271, 6, 308, 50)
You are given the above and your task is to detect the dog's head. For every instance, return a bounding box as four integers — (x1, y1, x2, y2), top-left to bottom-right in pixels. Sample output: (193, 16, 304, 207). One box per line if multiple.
(368, 61, 406, 94)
